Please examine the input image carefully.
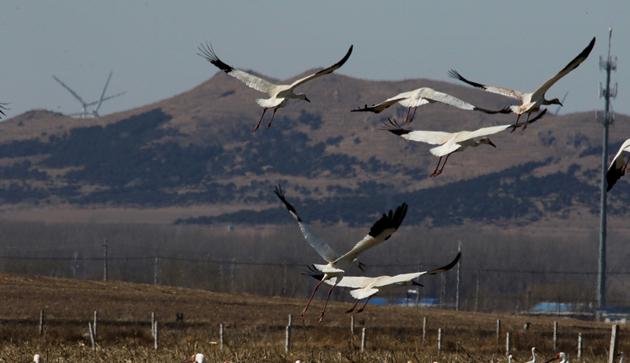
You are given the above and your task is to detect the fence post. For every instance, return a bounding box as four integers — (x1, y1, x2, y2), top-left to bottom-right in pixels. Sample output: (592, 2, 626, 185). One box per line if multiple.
(361, 328, 367, 353)
(351, 316, 355, 335)
(151, 312, 156, 337)
(496, 319, 501, 345)
(88, 322, 96, 350)
(93, 311, 98, 343)
(438, 328, 443, 352)
(609, 325, 619, 363)
(423, 317, 428, 343)
(153, 320, 159, 350)
(506, 332, 511, 356)
(577, 333, 583, 360)
(220, 323, 224, 350)
(553, 321, 558, 350)
(39, 310, 45, 336)
(154, 253, 159, 285)
(475, 266, 480, 312)
(285, 324, 291, 352)
(288, 314, 292, 327)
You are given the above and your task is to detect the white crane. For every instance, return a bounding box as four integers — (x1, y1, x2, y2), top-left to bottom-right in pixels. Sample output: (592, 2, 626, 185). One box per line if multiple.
(305, 253, 460, 313)
(198, 43, 353, 131)
(449, 37, 595, 123)
(526, 347, 537, 363)
(383, 111, 547, 176)
(181, 354, 205, 363)
(32, 355, 42, 363)
(607, 139, 630, 192)
(352, 87, 510, 124)
(545, 352, 568, 363)
(53, 71, 126, 118)
(274, 185, 407, 322)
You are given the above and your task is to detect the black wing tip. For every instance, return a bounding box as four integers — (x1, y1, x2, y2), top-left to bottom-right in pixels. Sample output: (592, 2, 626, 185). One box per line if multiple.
(447, 69, 486, 89)
(273, 184, 302, 222)
(301, 264, 325, 280)
(351, 104, 379, 113)
(369, 202, 408, 238)
(474, 105, 513, 114)
(606, 168, 623, 192)
(447, 69, 463, 80)
(381, 118, 412, 135)
(197, 42, 233, 73)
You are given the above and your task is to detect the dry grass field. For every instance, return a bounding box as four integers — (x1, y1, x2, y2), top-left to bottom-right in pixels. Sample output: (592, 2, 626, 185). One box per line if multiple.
(0, 273, 627, 363)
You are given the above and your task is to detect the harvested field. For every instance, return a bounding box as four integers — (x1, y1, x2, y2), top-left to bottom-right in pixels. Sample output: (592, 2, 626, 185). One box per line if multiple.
(0, 273, 627, 363)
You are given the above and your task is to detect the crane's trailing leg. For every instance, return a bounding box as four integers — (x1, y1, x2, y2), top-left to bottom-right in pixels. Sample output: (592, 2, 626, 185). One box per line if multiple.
(318, 284, 338, 323)
(301, 280, 324, 317)
(407, 107, 419, 124)
(254, 109, 268, 131)
(346, 299, 360, 313)
(435, 153, 452, 176)
(265, 108, 279, 129)
(430, 157, 443, 177)
(356, 297, 372, 313)
(403, 107, 411, 124)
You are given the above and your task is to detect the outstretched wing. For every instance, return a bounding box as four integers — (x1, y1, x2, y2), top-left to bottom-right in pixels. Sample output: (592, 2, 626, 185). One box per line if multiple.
(351, 94, 408, 114)
(452, 124, 513, 143)
(382, 118, 453, 145)
(510, 108, 548, 129)
(375, 253, 461, 287)
(287, 45, 353, 89)
(334, 203, 408, 265)
(531, 37, 596, 101)
(198, 42, 278, 96)
(607, 138, 630, 192)
(448, 69, 524, 101)
(421, 88, 511, 114)
(274, 185, 339, 262)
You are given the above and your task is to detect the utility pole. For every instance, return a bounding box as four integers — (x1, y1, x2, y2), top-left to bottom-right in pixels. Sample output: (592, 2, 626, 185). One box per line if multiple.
(456, 241, 461, 311)
(596, 28, 617, 308)
(103, 238, 108, 281)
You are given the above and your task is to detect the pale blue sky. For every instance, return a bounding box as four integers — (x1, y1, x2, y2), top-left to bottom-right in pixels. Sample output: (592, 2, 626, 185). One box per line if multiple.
(2, 1, 628, 118)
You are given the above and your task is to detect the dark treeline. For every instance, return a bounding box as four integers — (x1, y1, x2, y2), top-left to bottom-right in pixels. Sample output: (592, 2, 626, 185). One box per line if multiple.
(0, 220, 628, 312)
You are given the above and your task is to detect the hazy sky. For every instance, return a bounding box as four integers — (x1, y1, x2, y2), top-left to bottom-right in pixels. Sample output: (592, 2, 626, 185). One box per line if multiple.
(2, 1, 628, 119)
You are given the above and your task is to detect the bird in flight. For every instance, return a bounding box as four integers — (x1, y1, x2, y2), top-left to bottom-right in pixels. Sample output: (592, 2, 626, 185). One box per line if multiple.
(198, 43, 353, 131)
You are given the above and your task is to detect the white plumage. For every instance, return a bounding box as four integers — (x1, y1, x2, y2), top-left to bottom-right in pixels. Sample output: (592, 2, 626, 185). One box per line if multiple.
(352, 87, 509, 124)
(607, 139, 630, 192)
(181, 353, 205, 363)
(449, 37, 595, 124)
(274, 185, 407, 321)
(308, 253, 461, 313)
(198, 43, 353, 130)
(384, 110, 546, 176)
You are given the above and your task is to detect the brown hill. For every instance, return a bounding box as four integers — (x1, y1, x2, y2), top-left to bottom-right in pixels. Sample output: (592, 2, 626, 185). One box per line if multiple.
(0, 71, 627, 225)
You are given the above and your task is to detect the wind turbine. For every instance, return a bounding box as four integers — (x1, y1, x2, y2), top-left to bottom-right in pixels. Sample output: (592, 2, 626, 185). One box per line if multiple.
(53, 71, 125, 118)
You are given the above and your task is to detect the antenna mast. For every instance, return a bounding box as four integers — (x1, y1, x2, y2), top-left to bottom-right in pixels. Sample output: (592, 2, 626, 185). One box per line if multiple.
(596, 28, 617, 309)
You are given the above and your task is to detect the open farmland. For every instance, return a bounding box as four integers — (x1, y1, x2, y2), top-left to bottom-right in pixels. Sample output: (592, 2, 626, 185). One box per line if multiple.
(0, 273, 627, 363)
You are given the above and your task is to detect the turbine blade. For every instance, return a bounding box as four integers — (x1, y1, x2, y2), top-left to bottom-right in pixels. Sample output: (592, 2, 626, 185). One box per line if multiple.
(53, 75, 87, 106)
(93, 71, 113, 115)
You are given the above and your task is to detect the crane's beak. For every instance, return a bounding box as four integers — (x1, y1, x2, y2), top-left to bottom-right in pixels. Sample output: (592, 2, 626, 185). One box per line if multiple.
(488, 140, 497, 148)
(412, 280, 424, 287)
(305, 96, 311, 103)
(358, 262, 366, 272)
(544, 356, 560, 363)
